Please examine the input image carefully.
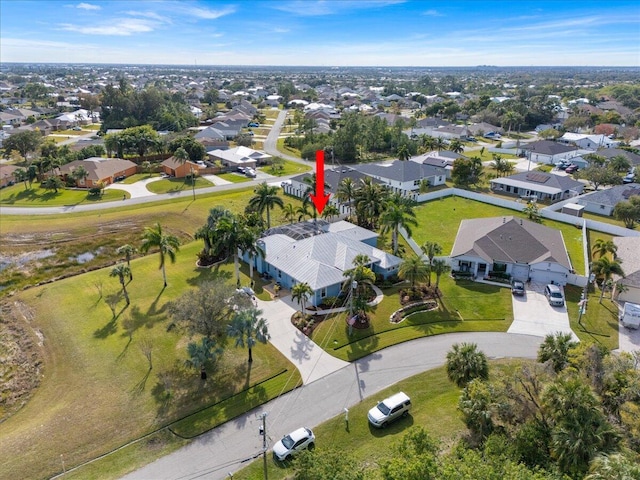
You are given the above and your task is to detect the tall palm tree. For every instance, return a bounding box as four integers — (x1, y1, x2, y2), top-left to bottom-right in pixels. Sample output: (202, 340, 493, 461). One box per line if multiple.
(397, 144, 411, 161)
(591, 238, 617, 259)
(354, 177, 388, 230)
(421, 241, 443, 286)
(248, 182, 284, 229)
(321, 203, 340, 221)
(71, 165, 89, 186)
(242, 225, 264, 282)
(449, 139, 464, 154)
(109, 263, 131, 305)
(434, 137, 447, 153)
(398, 255, 429, 288)
(431, 259, 451, 290)
(140, 222, 181, 288)
(291, 282, 314, 313)
(228, 308, 270, 363)
(591, 257, 624, 303)
(380, 193, 417, 256)
(343, 255, 376, 317)
(173, 146, 189, 165)
(336, 177, 356, 218)
(116, 244, 137, 280)
(214, 214, 248, 287)
(445, 342, 489, 388)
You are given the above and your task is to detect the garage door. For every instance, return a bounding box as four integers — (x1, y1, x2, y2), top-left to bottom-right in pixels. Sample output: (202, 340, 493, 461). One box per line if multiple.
(530, 269, 566, 285)
(511, 264, 530, 281)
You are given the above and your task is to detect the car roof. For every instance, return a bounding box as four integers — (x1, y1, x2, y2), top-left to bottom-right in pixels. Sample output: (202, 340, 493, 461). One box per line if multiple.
(383, 392, 410, 405)
(546, 284, 561, 292)
(288, 427, 311, 441)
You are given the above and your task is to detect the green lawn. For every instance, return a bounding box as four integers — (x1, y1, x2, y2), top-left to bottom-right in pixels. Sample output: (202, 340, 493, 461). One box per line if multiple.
(145, 176, 214, 193)
(216, 172, 253, 183)
(0, 184, 128, 206)
(313, 276, 513, 362)
(466, 148, 519, 162)
(121, 173, 158, 184)
(276, 138, 301, 158)
(50, 129, 86, 136)
(411, 196, 586, 275)
(261, 159, 311, 177)
(0, 241, 301, 480)
(234, 359, 526, 480)
(582, 211, 630, 229)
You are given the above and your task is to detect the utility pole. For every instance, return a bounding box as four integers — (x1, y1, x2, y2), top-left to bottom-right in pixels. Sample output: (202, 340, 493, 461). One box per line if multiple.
(260, 412, 268, 480)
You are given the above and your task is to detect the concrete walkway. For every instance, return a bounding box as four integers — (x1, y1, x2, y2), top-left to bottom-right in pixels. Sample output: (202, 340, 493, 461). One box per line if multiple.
(104, 176, 162, 198)
(257, 296, 349, 384)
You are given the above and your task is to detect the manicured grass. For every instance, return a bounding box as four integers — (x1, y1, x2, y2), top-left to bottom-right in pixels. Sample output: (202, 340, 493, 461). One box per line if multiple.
(411, 196, 586, 275)
(216, 172, 253, 183)
(51, 129, 86, 136)
(564, 284, 619, 351)
(145, 176, 214, 193)
(234, 359, 526, 480)
(582, 211, 629, 229)
(313, 276, 513, 362)
(0, 241, 301, 480)
(260, 159, 311, 177)
(276, 138, 301, 158)
(84, 124, 102, 130)
(466, 148, 519, 162)
(0, 184, 128, 206)
(120, 173, 158, 184)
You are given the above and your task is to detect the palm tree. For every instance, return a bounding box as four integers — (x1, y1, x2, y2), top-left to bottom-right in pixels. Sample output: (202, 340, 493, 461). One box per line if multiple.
(537, 332, 578, 373)
(242, 225, 264, 283)
(398, 255, 429, 289)
(434, 137, 447, 153)
(248, 182, 284, 229)
(449, 138, 464, 154)
(591, 238, 617, 259)
(71, 165, 89, 186)
(321, 203, 340, 221)
(116, 244, 137, 280)
(354, 177, 388, 230)
(397, 144, 411, 161)
(185, 337, 222, 379)
(380, 193, 417, 256)
(214, 214, 248, 287)
(228, 308, 270, 363)
(431, 259, 451, 290)
(173, 146, 189, 165)
(336, 177, 356, 219)
(591, 257, 625, 303)
(282, 203, 297, 224)
(445, 342, 489, 388)
(109, 264, 131, 305)
(291, 282, 314, 313)
(421, 241, 442, 286)
(296, 202, 312, 222)
(343, 254, 376, 317)
(140, 222, 181, 288)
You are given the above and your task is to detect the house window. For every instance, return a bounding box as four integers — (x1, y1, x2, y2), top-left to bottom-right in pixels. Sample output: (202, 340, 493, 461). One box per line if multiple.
(278, 270, 282, 278)
(414, 179, 420, 186)
(321, 288, 327, 298)
(505, 185, 511, 193)
(493, 262, 507, 273)
(600, 205, 605, 210)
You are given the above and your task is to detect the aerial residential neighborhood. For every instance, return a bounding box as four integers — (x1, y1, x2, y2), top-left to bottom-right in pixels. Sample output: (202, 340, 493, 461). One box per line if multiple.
(1, 1, 640, 480)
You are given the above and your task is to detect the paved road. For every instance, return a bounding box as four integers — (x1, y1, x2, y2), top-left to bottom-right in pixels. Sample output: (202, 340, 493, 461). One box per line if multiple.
(120, 332, 542, 480)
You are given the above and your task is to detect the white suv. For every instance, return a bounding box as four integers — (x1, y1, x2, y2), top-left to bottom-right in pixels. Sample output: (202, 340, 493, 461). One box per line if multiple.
(367, 392, 411, 428)
(544, 284, 565, 307)
(272, 427, 315, 461)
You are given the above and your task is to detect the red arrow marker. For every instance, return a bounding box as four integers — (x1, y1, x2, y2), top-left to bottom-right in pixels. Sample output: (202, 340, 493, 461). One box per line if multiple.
(310, 150, 331, 215)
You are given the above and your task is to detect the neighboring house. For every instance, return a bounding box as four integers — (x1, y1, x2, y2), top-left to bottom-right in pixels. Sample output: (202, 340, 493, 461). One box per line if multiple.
(490, 171, 584, 203)
(207, 146, 272, 170)
(411, 150, 466, 179)
(246, 220, 401, 306)
(595, 148, 640, 168)
(161, 157, 199, 178)
(0, 164, 18, 187)
(575, 183, 640, 216)
(466, 122, 503, 136)
(450, 216, 573, 285)
(58, 157, 137, 188)
(522, 140, 579, 165)
(56, 108, 99, 124)
(613, 237, 640, 304)
(194, 126, 230, 149)
(559, 133, 618, 150)
(354, 160, 447, 196)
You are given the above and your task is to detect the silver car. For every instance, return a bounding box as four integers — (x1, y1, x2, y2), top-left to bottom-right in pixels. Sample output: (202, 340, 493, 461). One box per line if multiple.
(272, 427, 315, 461)
(544, 284, 565, 307)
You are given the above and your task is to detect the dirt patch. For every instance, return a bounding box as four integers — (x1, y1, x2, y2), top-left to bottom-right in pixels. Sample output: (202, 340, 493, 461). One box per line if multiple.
(0, 300, 43, 421)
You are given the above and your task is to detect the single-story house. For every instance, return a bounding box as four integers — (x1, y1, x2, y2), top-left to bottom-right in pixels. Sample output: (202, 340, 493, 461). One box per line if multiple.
(450, 216, 573, 285)
(490, 171, 584, 203)
(613, 237, 640, 304)
(161, 157, 200, 178)
(575, 183, 640, 216)
(245, 220, 401, 306)
(522, 140, 579, 165)
(595, 148, 640, 168)
(559, 133, 618, 150)
(58, 157, 137, 188)
(194, 126, 229, 149)
(207, 146, 271, 170)
(354, 160, 447, 196)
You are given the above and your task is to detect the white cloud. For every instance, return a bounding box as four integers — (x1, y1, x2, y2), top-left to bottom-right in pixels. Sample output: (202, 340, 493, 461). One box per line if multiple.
(59, 18, 157, 36)
(76, 2, 101, 10)
(275, 0, 405, 17)
(125, 10, 172, 24)
(184, 6, 236, 20)
(421, 9, 442, 16)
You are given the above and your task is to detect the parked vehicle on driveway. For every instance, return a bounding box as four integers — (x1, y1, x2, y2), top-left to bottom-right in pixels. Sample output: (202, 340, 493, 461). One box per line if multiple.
(368, 392, 411, 428)
(619, 302, 640, 329)
(564, 164, 579, 174)
(245, 168, 256, 178)
(273, 427, 315, 461)
(544, 284, 565, 307)
(248, 122, 260, 127)
(511, 279, 525, 296)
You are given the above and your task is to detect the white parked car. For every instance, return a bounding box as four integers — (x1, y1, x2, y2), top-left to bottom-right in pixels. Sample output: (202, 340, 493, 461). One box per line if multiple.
(272, 427, 315, 461)
(367, 391, 411, 428)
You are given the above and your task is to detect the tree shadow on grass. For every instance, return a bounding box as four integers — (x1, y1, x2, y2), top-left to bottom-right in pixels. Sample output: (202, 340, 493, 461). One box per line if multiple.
(131, 367, 153, 396)
(94, 303, 128, 338)
(186, 264, 232, 287)
(147, 286, 169, 317)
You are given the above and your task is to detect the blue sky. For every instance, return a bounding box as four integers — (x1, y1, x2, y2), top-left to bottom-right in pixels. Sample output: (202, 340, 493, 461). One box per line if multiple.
(1, 0, 639, 66)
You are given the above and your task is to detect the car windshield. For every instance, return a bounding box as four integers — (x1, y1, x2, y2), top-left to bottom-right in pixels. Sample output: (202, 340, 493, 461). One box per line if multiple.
(281, 435, 294, 449)
(376, 401, 390, 415)
(551, 292, 563, 299)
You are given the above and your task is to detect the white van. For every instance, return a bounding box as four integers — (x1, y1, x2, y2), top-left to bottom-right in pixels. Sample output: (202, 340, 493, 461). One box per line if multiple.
(367, 392, 411, 428)
(620, 302, 640, 329)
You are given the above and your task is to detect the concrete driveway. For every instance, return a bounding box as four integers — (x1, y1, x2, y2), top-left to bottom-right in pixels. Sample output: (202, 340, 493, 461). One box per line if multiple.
(104, 176, 162, 198)
(508, 282, 578, 340)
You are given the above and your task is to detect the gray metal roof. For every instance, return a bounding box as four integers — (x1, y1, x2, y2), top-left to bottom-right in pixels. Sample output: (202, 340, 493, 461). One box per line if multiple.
(577, 183, 640, 208)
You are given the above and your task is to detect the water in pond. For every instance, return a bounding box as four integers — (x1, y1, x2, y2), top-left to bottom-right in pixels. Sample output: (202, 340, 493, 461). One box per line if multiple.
(0, 249, 56, 272)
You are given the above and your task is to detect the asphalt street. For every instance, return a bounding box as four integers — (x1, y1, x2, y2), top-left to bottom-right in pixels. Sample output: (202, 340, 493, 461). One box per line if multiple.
(120, 332, 542, 480)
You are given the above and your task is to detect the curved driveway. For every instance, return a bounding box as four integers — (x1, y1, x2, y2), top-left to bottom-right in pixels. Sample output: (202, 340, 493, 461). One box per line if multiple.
(120, 332, 542, 480)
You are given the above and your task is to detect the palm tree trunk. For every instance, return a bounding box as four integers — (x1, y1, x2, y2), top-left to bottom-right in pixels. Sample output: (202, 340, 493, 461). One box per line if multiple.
(393, 228, 398, 255)
(249, 253, 254, 280)
(122, 284, 130, 305)
(599, 280, 607, 303)
(234, 253, 240, 287)
(248, 346, 253, 363)
(266, 207, 271, 229)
